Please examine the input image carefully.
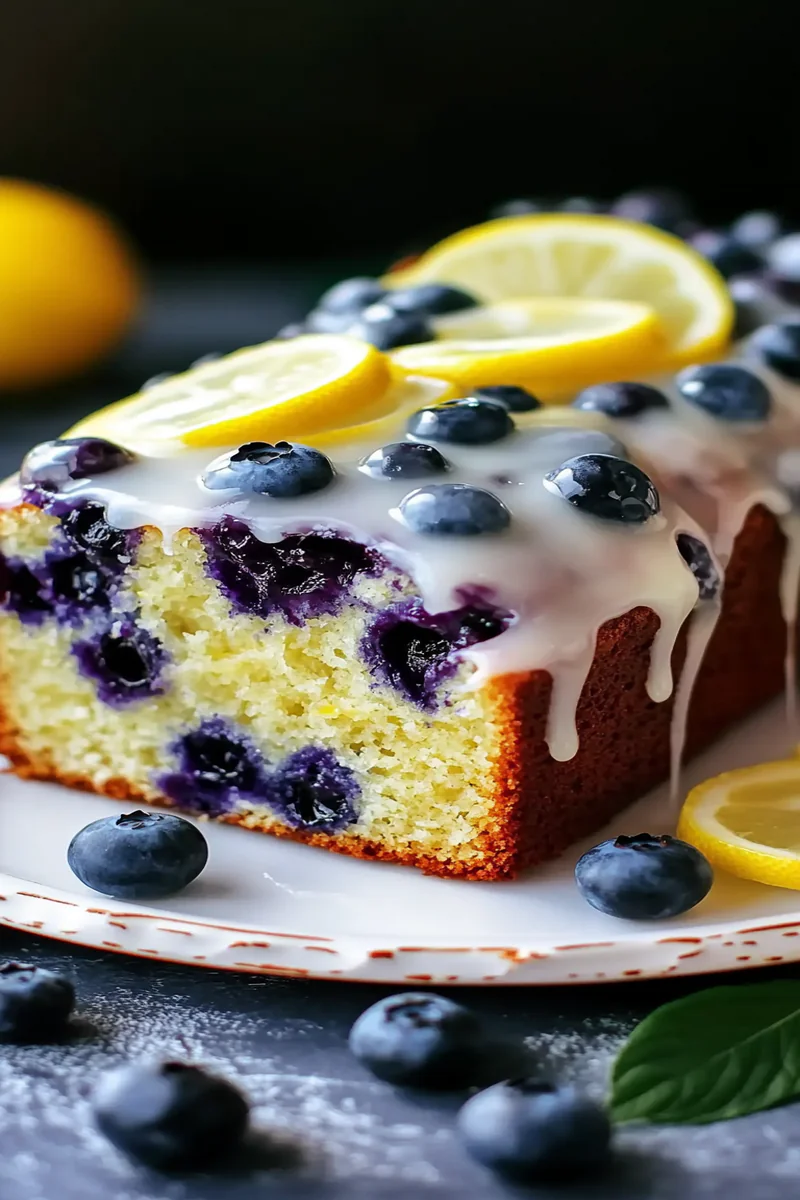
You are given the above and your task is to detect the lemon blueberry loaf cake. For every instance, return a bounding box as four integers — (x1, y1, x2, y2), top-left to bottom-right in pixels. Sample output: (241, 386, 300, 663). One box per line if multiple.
(2, 213, 800, 880)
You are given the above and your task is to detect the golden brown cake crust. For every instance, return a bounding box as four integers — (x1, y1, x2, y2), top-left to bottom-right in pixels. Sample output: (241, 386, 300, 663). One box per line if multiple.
(0, 504, 788, 882)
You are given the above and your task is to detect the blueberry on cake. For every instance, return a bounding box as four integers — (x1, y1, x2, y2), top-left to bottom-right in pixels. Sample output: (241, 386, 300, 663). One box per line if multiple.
(1, 216, 799, 880)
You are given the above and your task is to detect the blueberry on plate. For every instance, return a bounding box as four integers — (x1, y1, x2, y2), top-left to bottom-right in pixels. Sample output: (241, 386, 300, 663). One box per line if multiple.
(575, 833, 713, 920)
(94, 1060, 249, 1170)
(67, 810, 209, 900)
(533, 428, 627, 463)
(203, 441, 335, 497)
(397, 484, 511, 536)
(0, 963, 75, 1042)
(360, 441, 449, 480)
(689, 230, 763, 279)
(676, 363, 772, 423)
(386, 283, 478, 316)
(573, 381, 669, 419)
(349, 992, 484, 1088)
(473, 384, 541, 412)
(408, 397, 514, 445)
(544, 454, 659, 524)
(749, 320, 800, 382)
(20, 438, 134, 493)
(346, 303, 434, 350)
(316, 276, 386, 314)
(611, 187, 693, 233)
(458, 1079, 611, 1181)
(730, 210, 785, 252)
(677, 533, 721, 601)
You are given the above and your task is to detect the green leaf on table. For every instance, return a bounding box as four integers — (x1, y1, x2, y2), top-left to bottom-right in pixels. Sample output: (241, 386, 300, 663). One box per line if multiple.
(611, 980, 800, 1125)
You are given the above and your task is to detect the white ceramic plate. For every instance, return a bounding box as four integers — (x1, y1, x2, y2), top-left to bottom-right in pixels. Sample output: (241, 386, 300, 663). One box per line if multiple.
(1, 700, 799, 985)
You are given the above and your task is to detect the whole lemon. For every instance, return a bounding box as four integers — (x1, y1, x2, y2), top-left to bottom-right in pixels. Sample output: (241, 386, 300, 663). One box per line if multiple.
(0, 179, 141, 388)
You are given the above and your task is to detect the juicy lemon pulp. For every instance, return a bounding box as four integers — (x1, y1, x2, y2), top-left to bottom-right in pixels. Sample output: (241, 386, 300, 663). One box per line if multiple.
(389, 296, 667, 398)
(68, 335, 405, 450)
(387, 214, 733, 368)
(678, 760, 800, 889)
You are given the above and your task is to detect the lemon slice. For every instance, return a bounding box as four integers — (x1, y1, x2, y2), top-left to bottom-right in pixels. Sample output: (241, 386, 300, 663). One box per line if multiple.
(677, 760, 800, 889)
(387, 215, 734, 367)
(389, 297, 667, 398)
(68, 334, 394, 450)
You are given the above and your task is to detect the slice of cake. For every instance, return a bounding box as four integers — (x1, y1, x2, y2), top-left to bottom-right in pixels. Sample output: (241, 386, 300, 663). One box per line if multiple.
(1, 286, 799, 879)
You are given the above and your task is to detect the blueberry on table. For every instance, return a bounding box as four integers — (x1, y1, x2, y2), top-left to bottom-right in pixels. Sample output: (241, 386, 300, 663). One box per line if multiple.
(349, 992, 484, 1088)
(544, 454, 660, 524)
(20, 438, 134, 493)
(677, 533, 721, 601)
(690, 229, 763, 279)
(611, 187, 693, 233)
(407, 397, 514, 445)
(67, 810, 209, 900)
(360, 441, 449, 480)
(94, 1060, 249, 1170)
(749, 320, 800, 382)
(398, 484, 511, 536)
(203, 441, 335, 497)
(316, 276, 386, 314)
(386, 283, 478, 316)
(473, 384, 541, 412)
(458, 1079, 612, 1181)
(573, 380, 669, 419)
(0, 963, 75, 1042)
(575, 832, 713, 919)
(677, 363, 772, 423)
(346, 303, 434, 350)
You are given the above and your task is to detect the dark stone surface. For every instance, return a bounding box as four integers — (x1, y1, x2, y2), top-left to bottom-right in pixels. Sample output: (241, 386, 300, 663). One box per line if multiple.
(2, 275, 800, 1199)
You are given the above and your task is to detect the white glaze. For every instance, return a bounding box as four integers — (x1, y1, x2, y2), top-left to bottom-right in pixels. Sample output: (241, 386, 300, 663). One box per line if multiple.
(4, 336, 800, 775)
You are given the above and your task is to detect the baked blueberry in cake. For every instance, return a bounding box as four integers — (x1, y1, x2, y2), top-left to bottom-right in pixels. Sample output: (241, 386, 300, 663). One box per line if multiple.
(1, 213, 799, 880)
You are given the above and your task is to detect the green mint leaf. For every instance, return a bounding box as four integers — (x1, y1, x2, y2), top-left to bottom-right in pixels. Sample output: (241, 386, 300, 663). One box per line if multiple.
(611, 981, 800, 1125)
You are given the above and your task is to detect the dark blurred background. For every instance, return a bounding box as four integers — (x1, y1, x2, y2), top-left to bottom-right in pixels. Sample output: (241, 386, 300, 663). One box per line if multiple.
(3, 0, 799, 263)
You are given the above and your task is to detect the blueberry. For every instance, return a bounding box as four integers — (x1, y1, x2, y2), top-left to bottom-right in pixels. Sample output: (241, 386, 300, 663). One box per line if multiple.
(611, 187, 693, 233)
(346, 303, 434, 350)
(473, 384, 541, 412)
(458, 1079, 611, 1181)
(305, 308, 359, 334)
(767, 234, 800, 288)
(398, 484, 511, 536)
(533, 428, 627, 464)
(730, 276, 786, 339)
(0, 963, 75, 1042)
(575, 833, 713, 919)
(749, 320, 800, 382)
(690, 230, 762, 279)
(93, 1060, 249, 1170)
(677, 533, 721, 601)
(730, 210, 785, 251)
(677, 363, 772, 423)
(73, 619, 167, 705)
(20, 438, 134, 494)
(203, 441, 335, 498)
(386, 283, 478, 316)
(60, 502, 133, 568)
(68, 810, 209, 900)
(489, 197, 545, 219)
(360, 442, 449, 480)
(316, 276, 386, 314)
(559, 196, 604, 214)
(408, 397, 514, 445)
(161, 718, 266, 817)
(573, 381, 669, 419)
(269, 745, 359, 831)
(0, 557, 52, 623)
(349, 992, 483, 1088)
(544, 454, 659, 524)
